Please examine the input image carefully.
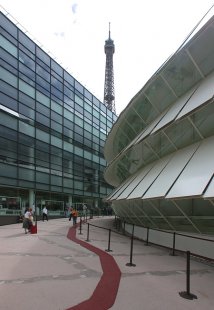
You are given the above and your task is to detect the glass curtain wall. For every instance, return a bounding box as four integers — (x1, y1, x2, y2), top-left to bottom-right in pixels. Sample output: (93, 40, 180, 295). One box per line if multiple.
(0, 12, 117, 221)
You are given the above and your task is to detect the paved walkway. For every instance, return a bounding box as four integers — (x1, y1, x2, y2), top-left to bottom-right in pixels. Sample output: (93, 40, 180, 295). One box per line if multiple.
(0, 217, 214, 310)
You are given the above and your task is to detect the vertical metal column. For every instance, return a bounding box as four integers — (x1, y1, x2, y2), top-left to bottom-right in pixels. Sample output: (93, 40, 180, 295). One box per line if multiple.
(126, 224, 136, 267)
(179, 251, 197, 300)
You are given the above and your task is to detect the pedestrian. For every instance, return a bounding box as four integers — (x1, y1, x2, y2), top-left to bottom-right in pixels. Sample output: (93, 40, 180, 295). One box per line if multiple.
(72, 209, 78, 226)
(17, 212, 23, 223)
(82, 204, 87, 220)
(22, 207, 33, 234)
(69, 207, 73, 221)
(42, 206, 48, 221)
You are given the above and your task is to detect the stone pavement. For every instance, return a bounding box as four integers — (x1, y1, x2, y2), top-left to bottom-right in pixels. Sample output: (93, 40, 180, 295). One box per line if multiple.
(0, 217, 214, 310)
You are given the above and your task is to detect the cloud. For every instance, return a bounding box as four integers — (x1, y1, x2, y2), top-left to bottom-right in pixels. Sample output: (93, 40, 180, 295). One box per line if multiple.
(54, 32, 65, 37)
(71, 3, 78, 14)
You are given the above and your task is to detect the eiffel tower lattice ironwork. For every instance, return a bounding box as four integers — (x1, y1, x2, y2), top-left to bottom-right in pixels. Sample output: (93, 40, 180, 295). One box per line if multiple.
(103, 23, 116, 114)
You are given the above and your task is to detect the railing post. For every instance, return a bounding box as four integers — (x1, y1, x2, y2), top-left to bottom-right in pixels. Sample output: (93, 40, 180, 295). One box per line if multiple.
(126, 224, 136, 267)
(79, 216, 83, 235)
(170, 232, 176, 256)
(123, 221, 126, 235)
(105, 229, 113, 252)
(118, 218, 120, 230)
(144, 227, 150, 246)
(85, 223, 90, 242)
(115, 217, 118, 229)
(179, 251, 197, 300)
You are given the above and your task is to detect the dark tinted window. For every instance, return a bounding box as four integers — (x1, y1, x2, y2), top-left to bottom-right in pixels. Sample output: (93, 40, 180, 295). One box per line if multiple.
(0, 81, 18, 100)
(75, 80, 83, 94)
(84, 89, 92, 101)
(19, 31, 35, 52)
(0, 125, 17, 143)
(51, 59, 63, 76)
(19, 91, 35, 109)
(19, 63, 35, 81)
(0, 92, 17, 109)
(51, 110, 62, 123)
(1, 48, 18, 69)
(51, 86, 63, 100)
(36, 102, 50, 116)
(0, 13, 17, 38)
(36, 46, 50, 65)
(64, 71, 74, 86)
(19, 50, 35, 70)
(36, 112, 50, 126)
(19, 103, 35, 119)
(19, 132, 34, 146)
(36, 75, 50, 92)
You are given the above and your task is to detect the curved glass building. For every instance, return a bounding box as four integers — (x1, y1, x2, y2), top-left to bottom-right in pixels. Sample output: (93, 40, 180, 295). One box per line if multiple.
(104, 13, 214, 235)
(0, 11, 117, 224)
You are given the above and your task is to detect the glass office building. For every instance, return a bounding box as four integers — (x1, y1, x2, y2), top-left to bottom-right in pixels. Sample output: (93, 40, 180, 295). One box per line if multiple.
(0, 11, 117, 224)
(104, 14, 214, 235)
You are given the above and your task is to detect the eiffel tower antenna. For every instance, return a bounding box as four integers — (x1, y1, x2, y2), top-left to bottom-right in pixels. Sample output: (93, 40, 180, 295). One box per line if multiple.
(104, 22, 116, 113)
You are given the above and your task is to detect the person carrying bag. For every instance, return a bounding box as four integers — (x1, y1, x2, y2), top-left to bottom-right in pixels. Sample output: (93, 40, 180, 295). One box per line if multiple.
(22, 207, 33, 234)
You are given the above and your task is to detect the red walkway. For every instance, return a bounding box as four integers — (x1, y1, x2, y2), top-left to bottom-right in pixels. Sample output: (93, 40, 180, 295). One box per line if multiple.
(67, 225, 121, 310)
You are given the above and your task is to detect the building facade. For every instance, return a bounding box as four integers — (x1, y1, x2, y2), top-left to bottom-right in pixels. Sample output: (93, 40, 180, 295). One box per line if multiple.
(104, 14, 214, 235)
(0, 11, 117, 224)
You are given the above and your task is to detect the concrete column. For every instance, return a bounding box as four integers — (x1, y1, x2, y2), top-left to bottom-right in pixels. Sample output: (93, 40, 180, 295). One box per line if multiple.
(68, 196, 73, 206)
(95, 170, 99, 192)
(29, 190, 35, 210)
(95, 199, 100, 216)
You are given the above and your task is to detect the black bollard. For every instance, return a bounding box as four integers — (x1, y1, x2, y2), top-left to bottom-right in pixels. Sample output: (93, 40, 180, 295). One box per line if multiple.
(179, 251, 197, 300)
(115, 217, 118, 229)
(118, 219, 121, 231)
(85, 223, 90, 242)
(105, 229, 113, 252)
(123, 221, 126, 235)
(126, 224, 136, 267)
(144, 227, 150, 246)
(79, 217, 83, 235)
(170, 232, 177, 256)
(90, 209, 93, 219)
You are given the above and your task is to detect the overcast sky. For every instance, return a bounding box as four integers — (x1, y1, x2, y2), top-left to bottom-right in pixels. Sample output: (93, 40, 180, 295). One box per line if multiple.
(1, 0, 214, 114)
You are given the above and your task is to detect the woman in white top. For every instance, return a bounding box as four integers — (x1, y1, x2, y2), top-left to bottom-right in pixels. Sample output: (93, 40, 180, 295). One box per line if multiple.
(22, 208, 33, 234)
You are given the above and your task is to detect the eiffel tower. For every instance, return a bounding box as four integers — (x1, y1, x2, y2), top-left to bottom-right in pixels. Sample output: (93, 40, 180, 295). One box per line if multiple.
(103, 23, 116, 114)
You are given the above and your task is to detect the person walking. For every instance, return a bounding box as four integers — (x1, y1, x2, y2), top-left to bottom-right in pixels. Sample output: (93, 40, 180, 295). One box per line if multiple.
(69, 207, 73, 221)
(42, 206, 48, 221)
(72, 209, 78, 226)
